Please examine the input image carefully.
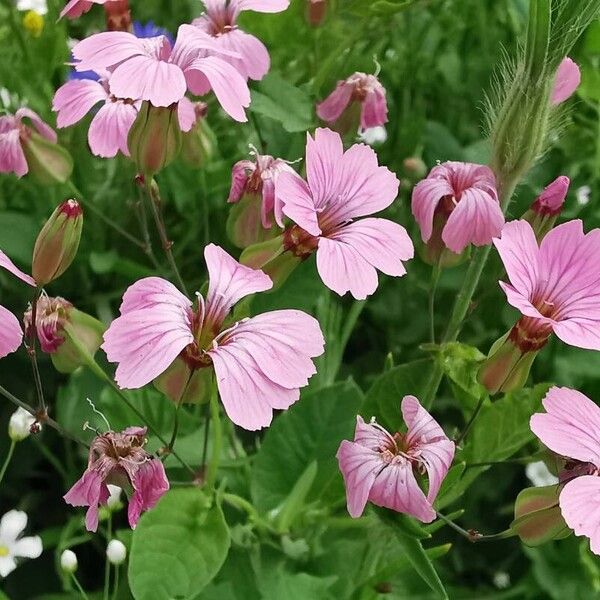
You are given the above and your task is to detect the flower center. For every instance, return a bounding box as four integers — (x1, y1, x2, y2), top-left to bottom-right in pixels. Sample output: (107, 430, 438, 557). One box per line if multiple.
(0, 545, 9, 557)
(508, 316, 553, 352)
(283, 225, 319, 259)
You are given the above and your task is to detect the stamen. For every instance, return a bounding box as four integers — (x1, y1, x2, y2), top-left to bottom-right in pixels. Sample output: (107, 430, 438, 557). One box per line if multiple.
(86, 397, 112, 432)
(372, 55, 381, 77)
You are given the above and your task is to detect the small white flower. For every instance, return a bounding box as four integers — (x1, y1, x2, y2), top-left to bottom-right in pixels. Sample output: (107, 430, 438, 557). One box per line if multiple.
(60, 549, 78, 573)
(8, 408, 37, 442)
(0, 510, 42, 577)
(525, 461, 558, 487)
(106, 485, 122, 510)
(106, 540, 127, 565)
(576, 185, 591, 206)
(493, 571, 510, 589)
(15, 0, 48, 14)
(358, 126, 387, 146)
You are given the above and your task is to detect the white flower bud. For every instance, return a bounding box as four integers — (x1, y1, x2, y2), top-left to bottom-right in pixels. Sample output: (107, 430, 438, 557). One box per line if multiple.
(8, 407, 37, 442)
(60, 549, 78, 573)
(106, 540, 127, 565)
(106, 485, 122, 511)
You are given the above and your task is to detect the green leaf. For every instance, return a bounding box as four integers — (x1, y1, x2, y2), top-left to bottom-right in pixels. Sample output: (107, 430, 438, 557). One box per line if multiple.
(129, 489, 231, 600)
(249, 72, 314, 133)
(370, 0, 416, 15)
(259, 565, 337, 600)
(251, 379, 363, 514)
(275, 460, 318, 532)
(0, 211, 38, 265)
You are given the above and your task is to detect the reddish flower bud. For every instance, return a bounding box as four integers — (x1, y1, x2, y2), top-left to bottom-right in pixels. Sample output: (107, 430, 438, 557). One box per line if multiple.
(32, 199, 83, 285)
(307, 0, 327, 26)
(523, 176, 570, 241)
(128, 102, 182, 176)
(103, 0, 132, 32)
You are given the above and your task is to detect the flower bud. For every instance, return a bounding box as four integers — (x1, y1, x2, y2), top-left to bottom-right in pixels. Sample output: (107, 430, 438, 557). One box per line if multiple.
(21, 131, 73, 185)
(32, 199, 82, 285)
(103, 0, 132, 32)
(24, 296, 105, 374)
(307, 0, 326, 26)
(510, 485, 570, 546)
(181, 104, 215, 167)
(153, 357, 212, 405)
(106, 539, 127, 565)
(22, 10, 44, 37)
(403, 157, 427, 180)
(128, 101, 182, 176)
(8, 407, 38, 442)
(60, 549, 78, 573)
(522, 176, 569, 241)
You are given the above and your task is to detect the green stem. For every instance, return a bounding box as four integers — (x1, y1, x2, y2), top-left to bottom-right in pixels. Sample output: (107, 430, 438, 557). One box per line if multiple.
(167, 400, 182, 453)
(429, 265, 441, 343)
(0, 440, 16, 486)
(70, 573, 90, 600)
(111, 565, 120, 600)
(63, 325, 195, 475)
(206, 384, 222, 489)
(436, 511, 516, 543)
(222, 492, 278, 534)
(27, 287, 46, 413)
(144, 178, 189, 296)
(455, 394, 487, 447)
(103, 516, 112, 600)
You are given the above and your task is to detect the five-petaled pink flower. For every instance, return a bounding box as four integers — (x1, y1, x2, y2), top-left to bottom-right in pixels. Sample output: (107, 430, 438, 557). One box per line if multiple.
(71, 24, 251, 121)
(229, 150, 295, 228)
(317, 72, 388, 131)
(52, 74, 197, 158)
(530, 386, 600, 555)
(336, 396, 455, 522)
(0, 108, 57, 178)
(102, 244, 324, 430)
(64, 426, 169, 532)
(60, 0, 109, 19)
(412, 161, 503, 254)
(494, 219, 600, 352)
(0, 251, 35, 359)
(193, 0, 289, 81)
(551, 57, 581, 106)
(275, 128, 413, 300)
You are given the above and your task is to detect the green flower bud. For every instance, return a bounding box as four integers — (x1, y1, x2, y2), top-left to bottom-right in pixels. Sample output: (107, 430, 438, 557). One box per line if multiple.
(32, 199, 83, 285)
(21, 131, 73, 185)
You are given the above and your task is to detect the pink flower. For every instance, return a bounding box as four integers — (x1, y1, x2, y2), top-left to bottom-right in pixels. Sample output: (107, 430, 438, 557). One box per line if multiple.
(551, 57, 581, 105)
(336, 396, 455, 521)
(52, 76, 196, 158)
(193, 0, 289, 81)
(64, 426, 169, 532)
(494, 219, 600, 351)
(275, 128, 413, 300)
(229, 151, 295, 228)
(23, 295, 72, 353)
(530, 386, 600, 555)
(317, 72, 388, 131)
(71, 24, 251, 121)
(411, 161, 503, 254)
(0, 108, 57, 178)
(102, 244, 324, 430)
(60, 0, 108, 19)
(0, 251, 35, 359)
(531, 175, 570, 217)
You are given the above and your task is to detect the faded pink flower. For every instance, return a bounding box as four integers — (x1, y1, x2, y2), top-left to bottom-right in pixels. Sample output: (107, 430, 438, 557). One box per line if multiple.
(411, 161, 502, 254)
(23, 295, 72, 353)
(229, 151, 295, 228)
(336, 396, 455, 521)
(71, 24, 250, 121)
(494, 219, 600, 351)
(531, 175, 570, 217)
(0, 108, 57, 178)
(551, 57, 581, 105)
(275, 128, 413, 300)
(317, 72, 388, 131)
(193, 0, 289, 81)
(64, 426, 169, 532)
(52, 75, 196, 158)
(0, 251, 35, 359)
(60, 0, 108, 19)
(530, 386, 600, 555)
(102, 244, 324, 430)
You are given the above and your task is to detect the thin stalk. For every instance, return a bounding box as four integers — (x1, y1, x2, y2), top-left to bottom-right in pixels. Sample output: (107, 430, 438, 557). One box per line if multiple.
(205, 384, 222, 489)
(0, 384, 88, 447)
(71, 573, 90, 600)
(249, 112, 267, 153)
(436, 511, 516, 543)
(222, 492, 278, 534)
(200, 402, 210, 470)
(455, 394, 487, 447)
(429, 264, 441, 343)
(111, 565, 120, 600)
(144, 178, 189, 295)
(167, 400, 182, 453)
(103, 516, 112, 600)
(134, 188, 161, 270)
(27, 288, 46, 413)
(0, 440, 16, 486)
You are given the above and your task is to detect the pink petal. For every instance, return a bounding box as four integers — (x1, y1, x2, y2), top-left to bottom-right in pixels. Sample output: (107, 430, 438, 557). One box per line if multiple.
(401, 395, 454, 503)
(316, 235, 379, 300)
(442, 187, 504, 253)
(236, 0, 290, 12)
(336, 440, 384, 518)
(170, 24, 232, 71)
(53, 79, 108, 128)
(204, 244, 272, 326)
(88, 100, 137, 158)
(560, 476, 600, 555)
(535, 175, 570, 214)
(498, 281, 544, 320)
(60, 0, 95, 19)
(0, 129, 28, 178)
(64, 470, 109, 533)
(127, 459, 169, 528)
(411, 177, 454, 243)
(552, 318, 600, 351)
(361, 87, 388, 129)
(0, 305, 24, 359)
(0, 250, 35, 286)
(15, 108, 57, 143)
(185, 56, 250, 122)
(216, 29, 270, 81)
(353, 415, 396, 452)
(72, 32, 149, 73)
(316, 82, 354, 123)
(228, 159, 254, 203)
(551, 57, 581, 105)
(277, 170, 320, 236)
(120, 276, 192, 315)
(530, 386, 600, 467)
(305, 128, 344, 210)
(177, 97, 197, 133)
